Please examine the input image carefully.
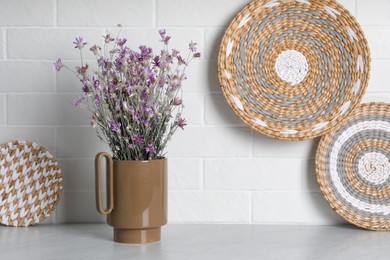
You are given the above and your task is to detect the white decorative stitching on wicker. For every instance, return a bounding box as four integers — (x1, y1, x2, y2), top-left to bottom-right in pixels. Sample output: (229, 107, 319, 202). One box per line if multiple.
(0, 140, 63, 227)
(218, 0, 370, 140)
(275, 50, 308, 86)
(317, 103, 390, 231)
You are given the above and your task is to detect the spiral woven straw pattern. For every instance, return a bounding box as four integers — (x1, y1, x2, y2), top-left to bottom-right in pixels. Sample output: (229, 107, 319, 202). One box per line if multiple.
(218, 0, 370, 140)
(0, 140, 63, 227)
(317, 103, 390, 230)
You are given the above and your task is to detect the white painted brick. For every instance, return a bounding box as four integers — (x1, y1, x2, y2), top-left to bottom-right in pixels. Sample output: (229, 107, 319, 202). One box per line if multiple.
(169, 191, 251, 223)
(204, 27, 225, 61)
(367, 60, 390, 93)
(362, 92, 390, 103)
(58, 159, 97, 191)
(252, 192, 345, 224)
(8, 29, 104, 60)
(157, 0, 252, 27)
(58, 0, 153, 27)
(182, 93, 203, 126)
(0, 0, 54, 26)
(56, 127, 110, 158)
(8, 94, 89, 126)
(205, 159, 301, 191)
(168, 159, 202, 190)
(186, 60, 219, 93)
(0, 61, 54, 92)
(254, 135, 318, 159)
(0, 95, 5, 125)
(357, 0, 390, 25)
(363, 27, 390, 59)
(56, 191, 105, 223)
(0, 127, 55, 155)
(204, 94, 244, 126)
(301, 159, 320, 192)
(167, 126, 252, 158)
(337, 0, 356, 15)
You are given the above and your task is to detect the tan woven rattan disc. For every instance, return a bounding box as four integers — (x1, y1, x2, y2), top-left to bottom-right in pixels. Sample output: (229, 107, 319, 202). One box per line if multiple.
(317, 103, 390, 230)
(0, 140, 63, 227)
(218, 0, 370, 140)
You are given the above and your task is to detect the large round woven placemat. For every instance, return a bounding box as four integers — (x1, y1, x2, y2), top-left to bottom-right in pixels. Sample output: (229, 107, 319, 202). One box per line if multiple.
(0, 140, 63, 227)
(317, 103, 390, 230)
(218, 0, 370, 140)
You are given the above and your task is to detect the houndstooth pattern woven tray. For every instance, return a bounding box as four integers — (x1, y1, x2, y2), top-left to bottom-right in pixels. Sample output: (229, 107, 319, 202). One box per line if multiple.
(0, 140, 63, 227)
(218, 0, 370, 140)
(317, 103, 390, 230)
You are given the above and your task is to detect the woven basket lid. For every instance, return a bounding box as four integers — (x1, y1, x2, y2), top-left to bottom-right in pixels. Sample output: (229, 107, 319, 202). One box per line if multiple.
(317, 103, 390, 230)
(0, 140, 63, 227)
(218, 0, 370, 140)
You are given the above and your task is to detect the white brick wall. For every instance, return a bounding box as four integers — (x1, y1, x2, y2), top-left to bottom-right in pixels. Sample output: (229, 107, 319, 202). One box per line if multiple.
(0, 0, 388, 225)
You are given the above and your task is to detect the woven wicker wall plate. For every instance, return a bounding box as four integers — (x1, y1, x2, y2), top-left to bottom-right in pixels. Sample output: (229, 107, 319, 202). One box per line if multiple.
(0, 140, 63, 227)
(218, 0, 370, 140)
(317, 103, 390, 230)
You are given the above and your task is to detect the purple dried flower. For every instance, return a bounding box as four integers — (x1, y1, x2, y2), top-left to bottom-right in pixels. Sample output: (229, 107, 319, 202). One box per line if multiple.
(139, 45, 153, 57)
(72, 96, 85, 108)
(116, 38, 127, 47)
(56, 28, 197, 160)
(159, 29, 171, 44)
(177, 55, 187, 66)
(132, 113, 140, 124)
(177, 117, 187, 130)
(189, 41, 197, 52)
(158, 29, 166, 38)
(113, 58, 123, 69)
(163, 36, 171, 45)
(73, 37, 87, 49)
(145, 144, 156, 156)
(94, 94, 101, 103)
(172, 49, 180, 57)
(173, 97, 182, 106)
(157, 75, 165, 87)
(152, 55, 161, 68)
(160, 50, 173, 64)
(82, 85, 91, 95)
(144, 107, 155, 118)
(93, 77, 101, 90)
(103, 34, 115, 44)
(132, 134, 144, 144)
(90, 45, 101, 55)
(108, 120, 121, 133)
(91, 113, 99, 128)
(53, 58, 63, 71)
(76, 64, 89, 77)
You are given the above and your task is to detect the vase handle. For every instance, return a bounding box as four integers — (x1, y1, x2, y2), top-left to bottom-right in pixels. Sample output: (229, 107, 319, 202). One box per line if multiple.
(95, 152, 114, 215)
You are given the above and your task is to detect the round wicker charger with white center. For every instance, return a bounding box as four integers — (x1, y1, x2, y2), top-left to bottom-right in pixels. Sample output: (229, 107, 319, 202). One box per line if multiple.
(317, 103, 390, 230)
(218, 0, 370, 140)
(0, 140, 63, 227)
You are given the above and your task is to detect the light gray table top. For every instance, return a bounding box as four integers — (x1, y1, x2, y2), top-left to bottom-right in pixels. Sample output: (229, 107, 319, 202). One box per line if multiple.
(0, 224, 389, 260)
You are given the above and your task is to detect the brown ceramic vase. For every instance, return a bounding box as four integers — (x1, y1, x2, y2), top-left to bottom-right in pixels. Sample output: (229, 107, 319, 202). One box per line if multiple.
(95, 152, 167, 244)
